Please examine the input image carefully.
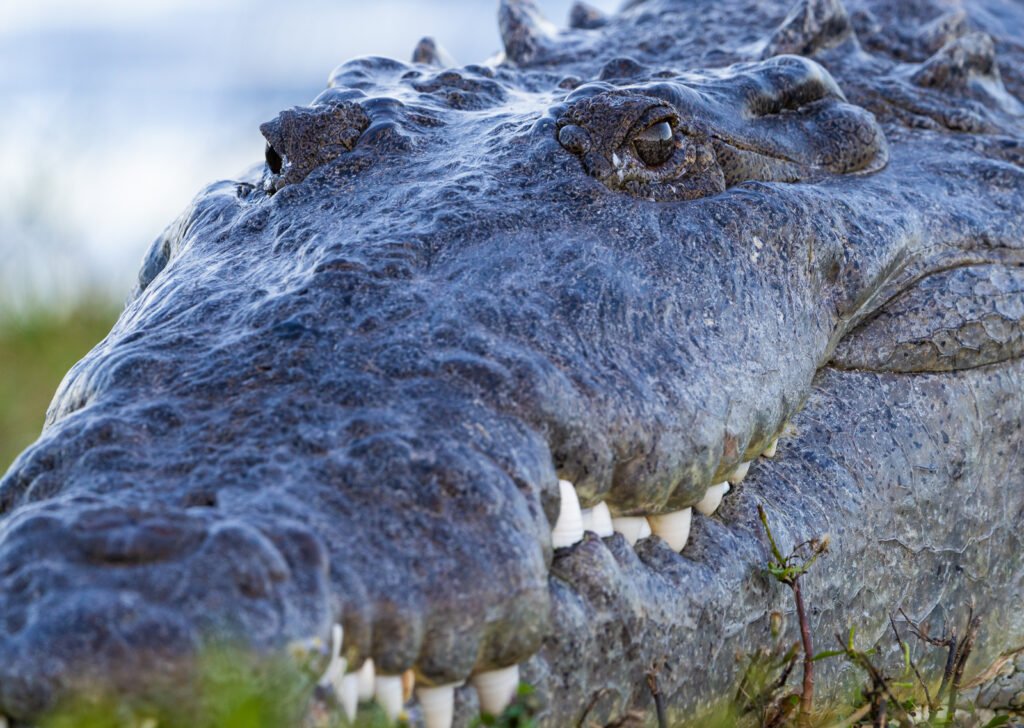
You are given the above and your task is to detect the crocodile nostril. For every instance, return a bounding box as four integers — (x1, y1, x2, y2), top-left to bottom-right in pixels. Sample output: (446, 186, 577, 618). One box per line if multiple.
(73, 511, 206, 565)
(265, 143, 283, 175)
(557, 124, 588, 154)
(183, 490, 218, 508)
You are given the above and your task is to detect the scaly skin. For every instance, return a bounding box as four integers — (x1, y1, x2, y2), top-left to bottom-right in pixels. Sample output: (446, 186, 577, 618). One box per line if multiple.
(1, 0, 1023, 725)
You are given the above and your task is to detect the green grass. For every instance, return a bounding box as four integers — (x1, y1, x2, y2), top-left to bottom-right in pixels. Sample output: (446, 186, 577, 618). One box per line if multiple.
(35, 642, 542, 728)
(0, 297, 121, 473)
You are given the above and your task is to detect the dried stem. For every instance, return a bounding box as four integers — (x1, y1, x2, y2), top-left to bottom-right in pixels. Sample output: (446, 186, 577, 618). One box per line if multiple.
(822, 702, 872, 728)
(646, 656, 668, 728)
(793, 579, 814, 728)
(946, 614, 982, 719)
(934, 629, 958, 712)
(889, 612, 932, 709)
(834, 634, 914, 728)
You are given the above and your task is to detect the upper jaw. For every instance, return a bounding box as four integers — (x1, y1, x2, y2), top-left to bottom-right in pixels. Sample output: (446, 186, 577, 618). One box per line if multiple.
(0, 190, 838, 721)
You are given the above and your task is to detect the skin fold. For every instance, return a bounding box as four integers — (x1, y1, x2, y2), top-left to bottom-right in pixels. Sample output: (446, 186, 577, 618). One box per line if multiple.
(0, 0, 1023, 724)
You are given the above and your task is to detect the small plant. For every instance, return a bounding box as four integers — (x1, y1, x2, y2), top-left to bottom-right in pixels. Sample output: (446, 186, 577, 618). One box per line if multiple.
(738, 506, 1021, 728)
(758, 505, 831, 728)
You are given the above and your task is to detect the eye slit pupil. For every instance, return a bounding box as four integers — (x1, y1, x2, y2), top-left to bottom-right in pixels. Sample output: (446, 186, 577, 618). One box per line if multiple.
(633, 120, 675, 167)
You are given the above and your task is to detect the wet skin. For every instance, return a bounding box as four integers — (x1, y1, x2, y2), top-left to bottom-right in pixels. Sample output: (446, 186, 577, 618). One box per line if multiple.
(2, 0, 1024, 725)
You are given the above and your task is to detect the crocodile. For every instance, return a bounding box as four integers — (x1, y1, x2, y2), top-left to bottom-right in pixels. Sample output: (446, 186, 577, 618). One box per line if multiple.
(2, 0, 1024, 725)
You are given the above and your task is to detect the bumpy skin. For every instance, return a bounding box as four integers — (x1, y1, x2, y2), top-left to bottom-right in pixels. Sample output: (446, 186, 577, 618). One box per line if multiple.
(2, 0, 1024, 724)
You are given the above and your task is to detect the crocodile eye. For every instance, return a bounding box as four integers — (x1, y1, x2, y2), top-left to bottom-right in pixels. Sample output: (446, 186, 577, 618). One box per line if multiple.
(633, 120, 675, 167)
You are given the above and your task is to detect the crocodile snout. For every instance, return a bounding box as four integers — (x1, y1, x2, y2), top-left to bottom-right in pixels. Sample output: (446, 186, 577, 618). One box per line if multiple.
(0, 499, 333, 720)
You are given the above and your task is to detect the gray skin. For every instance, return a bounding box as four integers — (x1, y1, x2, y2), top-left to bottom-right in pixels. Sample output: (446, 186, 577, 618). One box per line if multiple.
(1, 0, 1024, 725)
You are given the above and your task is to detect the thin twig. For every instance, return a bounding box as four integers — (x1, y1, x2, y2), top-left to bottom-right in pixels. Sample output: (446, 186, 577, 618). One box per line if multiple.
(935, 628, 958, 710)
(794, 579, 814, 728)
(900, 608, 951, 648)
(890, 612, 932, 708)
(577, 687, 616, 728)
(961, 644, 1024, 690)
(822, 702, 872, 728)
(646, 656, 668, 728)
(947, 615, 982, 719)
(774, 649, 799, 696)
(834, 635, 915, 728)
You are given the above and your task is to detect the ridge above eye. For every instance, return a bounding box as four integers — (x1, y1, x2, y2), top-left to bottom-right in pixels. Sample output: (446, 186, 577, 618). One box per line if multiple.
(633, 120, 676, 167)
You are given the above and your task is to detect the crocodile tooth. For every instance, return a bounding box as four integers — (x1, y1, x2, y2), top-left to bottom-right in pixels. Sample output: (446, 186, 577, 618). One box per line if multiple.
(611, 516, 652, 546)
(762, 437, 779, 458)
(357, 659, 375, 700)
(729, 460, 752, 483)
(416, 683, 458, 728)
(374, 675, 405, 721)
(471, 664, 520, 715)
(647, 507, 692, 551)
(612, 152, 622, 167)
(317, 623, 346, 689)
(695, 482, 731, 516)
(551, 480, 584, 548)
(580, 502, 614, 537)
(339, 673, 360, 722)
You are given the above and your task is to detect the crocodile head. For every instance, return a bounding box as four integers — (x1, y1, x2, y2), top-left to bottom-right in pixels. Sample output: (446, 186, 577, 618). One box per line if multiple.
(2, 0, 1024, 724)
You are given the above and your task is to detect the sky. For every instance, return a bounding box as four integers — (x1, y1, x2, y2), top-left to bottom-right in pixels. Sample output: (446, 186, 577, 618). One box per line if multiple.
(0, 0, 619, 311)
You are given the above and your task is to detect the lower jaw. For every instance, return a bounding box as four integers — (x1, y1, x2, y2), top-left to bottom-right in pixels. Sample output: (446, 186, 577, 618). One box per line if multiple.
(9, 360, 1022, 727)
(521, 360, 1024, 727)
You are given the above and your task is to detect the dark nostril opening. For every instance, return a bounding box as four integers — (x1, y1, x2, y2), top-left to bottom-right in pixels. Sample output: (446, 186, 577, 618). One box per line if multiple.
(184, 491, 218, 508)
(265, 144, 283, 175)
(557, 124, 589, 155)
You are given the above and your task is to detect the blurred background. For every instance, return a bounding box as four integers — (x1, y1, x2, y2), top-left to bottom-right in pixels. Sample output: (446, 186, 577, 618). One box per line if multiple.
(0, 0, 619, 470)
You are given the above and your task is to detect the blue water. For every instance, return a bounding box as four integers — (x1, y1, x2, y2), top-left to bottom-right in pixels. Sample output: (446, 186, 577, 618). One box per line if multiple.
(0, 0, 618, 310)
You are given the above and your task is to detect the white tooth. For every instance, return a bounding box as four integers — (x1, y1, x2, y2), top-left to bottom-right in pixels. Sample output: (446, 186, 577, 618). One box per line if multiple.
(374, 675, 405, 721)
(729, 460, 752, 484)
(695, 482, 731, 516)
(580, 502, 614, 537)
(612, 152, 622, 167)
(416, 683, 457, 728)
(471, 664, 520, 716)
(402, 669, 415, 701)
(317, 623, 346, 689)
(357, 658, 376, 701)
(340, 673, 360, 722)
(551, 480, 584, 548)
(611, 516, 651, 546)
(762, 437, 779, 458)
(647, 507, 693, 552)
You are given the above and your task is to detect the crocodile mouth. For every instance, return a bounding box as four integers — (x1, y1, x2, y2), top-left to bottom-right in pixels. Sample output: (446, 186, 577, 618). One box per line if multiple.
(0, 406, 787, 727)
